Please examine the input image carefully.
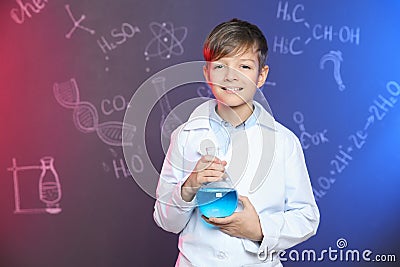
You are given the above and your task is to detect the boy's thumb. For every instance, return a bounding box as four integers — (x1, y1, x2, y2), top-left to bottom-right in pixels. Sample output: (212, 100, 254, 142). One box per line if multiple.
(239, 195, 250, 209)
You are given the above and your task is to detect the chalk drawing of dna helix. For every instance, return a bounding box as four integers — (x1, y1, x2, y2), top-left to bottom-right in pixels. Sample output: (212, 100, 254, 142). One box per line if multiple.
(53, 78, 136, 146)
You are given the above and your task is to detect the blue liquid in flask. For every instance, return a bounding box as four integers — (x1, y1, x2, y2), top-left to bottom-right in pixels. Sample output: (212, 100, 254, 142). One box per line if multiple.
(197, 187, 238, 218)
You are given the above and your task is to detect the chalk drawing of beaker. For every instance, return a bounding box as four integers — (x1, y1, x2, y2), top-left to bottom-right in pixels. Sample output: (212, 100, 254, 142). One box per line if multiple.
(7, 157, 62, 214)
(38, 157, 62, 214)
(151, 76, 182, 138)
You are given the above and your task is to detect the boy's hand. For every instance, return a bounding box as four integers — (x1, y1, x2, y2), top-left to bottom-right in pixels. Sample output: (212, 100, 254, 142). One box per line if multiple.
(181, 155, 227, 202)
(202, 195, 263, 241)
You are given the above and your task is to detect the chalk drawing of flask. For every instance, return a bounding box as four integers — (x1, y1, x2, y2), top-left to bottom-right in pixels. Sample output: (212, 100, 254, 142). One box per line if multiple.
(38, 157, 62, 214)
(151, 77, 182, 138)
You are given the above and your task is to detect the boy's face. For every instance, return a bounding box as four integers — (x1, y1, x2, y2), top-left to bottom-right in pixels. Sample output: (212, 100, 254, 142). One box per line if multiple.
(203, 48, 269, 108)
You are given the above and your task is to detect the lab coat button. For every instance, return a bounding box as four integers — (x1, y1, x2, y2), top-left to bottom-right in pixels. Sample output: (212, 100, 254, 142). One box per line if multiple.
(216, 251, 227, 259)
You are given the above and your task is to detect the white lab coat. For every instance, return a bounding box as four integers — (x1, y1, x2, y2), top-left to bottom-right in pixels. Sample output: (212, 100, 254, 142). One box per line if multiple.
(154, 100, 320, 267)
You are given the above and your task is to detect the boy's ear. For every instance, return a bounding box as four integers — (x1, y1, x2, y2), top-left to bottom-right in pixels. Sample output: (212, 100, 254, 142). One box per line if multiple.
(257, 65, 269, 88)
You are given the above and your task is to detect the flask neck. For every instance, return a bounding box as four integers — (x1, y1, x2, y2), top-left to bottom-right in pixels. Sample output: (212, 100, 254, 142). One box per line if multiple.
(40, 157, 54, 170)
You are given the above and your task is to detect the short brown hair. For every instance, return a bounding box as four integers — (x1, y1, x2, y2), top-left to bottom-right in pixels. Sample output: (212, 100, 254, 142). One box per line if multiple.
(203, 18, 268, 71)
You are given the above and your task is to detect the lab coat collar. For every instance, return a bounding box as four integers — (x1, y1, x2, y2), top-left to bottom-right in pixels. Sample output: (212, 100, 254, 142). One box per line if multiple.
(182, 99, 276, 131)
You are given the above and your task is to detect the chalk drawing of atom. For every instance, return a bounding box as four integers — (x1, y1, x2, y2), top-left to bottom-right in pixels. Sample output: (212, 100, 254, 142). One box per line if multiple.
(144, 22, 188, 60)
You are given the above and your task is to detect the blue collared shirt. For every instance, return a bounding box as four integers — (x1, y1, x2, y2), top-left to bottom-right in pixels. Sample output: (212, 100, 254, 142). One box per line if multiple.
(209, 103, 260, 156)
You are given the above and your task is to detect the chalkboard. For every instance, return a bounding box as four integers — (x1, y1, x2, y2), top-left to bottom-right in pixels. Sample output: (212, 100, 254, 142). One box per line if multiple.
(1, 1, 399, 266)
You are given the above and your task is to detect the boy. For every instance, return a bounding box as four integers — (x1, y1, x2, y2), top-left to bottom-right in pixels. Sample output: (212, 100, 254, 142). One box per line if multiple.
(154, 19, 319, 266)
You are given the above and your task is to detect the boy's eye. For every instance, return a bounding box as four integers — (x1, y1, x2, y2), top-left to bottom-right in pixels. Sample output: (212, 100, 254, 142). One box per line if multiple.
(240, 65, 251, 69)
(213, 64, 224, 69)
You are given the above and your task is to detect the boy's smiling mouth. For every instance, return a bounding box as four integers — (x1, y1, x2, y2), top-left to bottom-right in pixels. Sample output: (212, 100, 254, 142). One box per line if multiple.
(221, 86, 243, 92)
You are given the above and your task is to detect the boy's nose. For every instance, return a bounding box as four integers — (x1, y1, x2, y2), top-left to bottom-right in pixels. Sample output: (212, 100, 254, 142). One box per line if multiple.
(224, 67, 239, 81)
